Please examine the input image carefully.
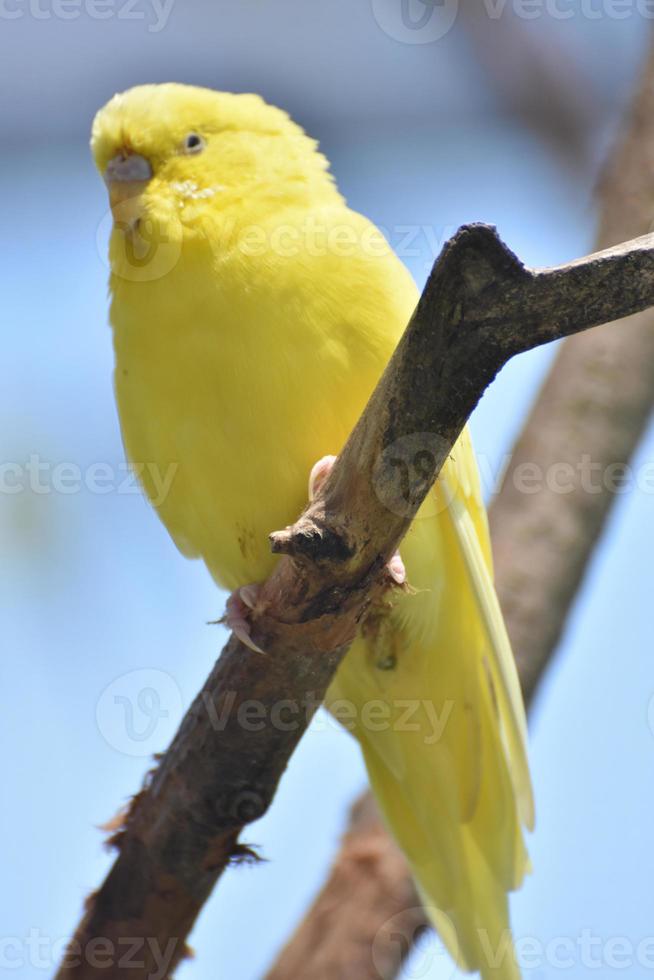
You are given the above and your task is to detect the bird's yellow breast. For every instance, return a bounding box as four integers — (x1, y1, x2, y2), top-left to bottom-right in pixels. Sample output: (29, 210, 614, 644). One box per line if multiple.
(110, 204, 418, 591)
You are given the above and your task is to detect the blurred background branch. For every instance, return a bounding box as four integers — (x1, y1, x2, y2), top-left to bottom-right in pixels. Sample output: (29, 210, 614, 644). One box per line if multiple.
(265, 36, 654, 980)
(458, 0, 603, 171)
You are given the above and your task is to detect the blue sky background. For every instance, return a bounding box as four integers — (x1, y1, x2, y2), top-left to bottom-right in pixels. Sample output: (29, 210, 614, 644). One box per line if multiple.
(1, 5, 653, 979)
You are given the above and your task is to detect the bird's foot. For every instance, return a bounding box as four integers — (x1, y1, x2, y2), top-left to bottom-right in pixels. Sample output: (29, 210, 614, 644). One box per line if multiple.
(308, 454, 338, 500)
(386, 552, 406, 585)
(308, 453, 406, 586)
(222, 584, 265, 654)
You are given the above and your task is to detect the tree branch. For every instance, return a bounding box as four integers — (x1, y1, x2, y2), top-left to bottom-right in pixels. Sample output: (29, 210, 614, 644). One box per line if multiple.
(265, 42, 654, 980)
(57, 222, 654, 979)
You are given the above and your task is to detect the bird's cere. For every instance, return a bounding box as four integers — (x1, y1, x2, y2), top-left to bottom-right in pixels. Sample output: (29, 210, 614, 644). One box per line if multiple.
(104, 153, 153, 184)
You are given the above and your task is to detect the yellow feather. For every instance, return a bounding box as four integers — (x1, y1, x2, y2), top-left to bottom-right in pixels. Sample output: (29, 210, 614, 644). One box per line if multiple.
(92, 83, 533, 980)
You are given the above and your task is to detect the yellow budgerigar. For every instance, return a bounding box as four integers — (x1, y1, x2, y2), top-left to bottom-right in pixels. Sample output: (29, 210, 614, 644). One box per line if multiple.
(92, 83, 534, 980)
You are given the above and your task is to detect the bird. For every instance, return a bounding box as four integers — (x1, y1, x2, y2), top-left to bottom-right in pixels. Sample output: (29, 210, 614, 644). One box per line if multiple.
(91, 82, 534, 980)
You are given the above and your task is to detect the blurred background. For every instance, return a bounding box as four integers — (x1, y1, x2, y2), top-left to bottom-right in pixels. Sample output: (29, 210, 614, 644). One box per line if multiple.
(1, 3, 653, 978)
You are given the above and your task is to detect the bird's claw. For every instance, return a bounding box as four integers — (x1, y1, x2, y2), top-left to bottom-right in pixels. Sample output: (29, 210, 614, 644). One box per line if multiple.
(223, 585, 266, 654)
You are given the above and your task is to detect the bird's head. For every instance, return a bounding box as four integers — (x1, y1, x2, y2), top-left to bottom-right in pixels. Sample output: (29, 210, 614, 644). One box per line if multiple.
(91, 83, 341, 281)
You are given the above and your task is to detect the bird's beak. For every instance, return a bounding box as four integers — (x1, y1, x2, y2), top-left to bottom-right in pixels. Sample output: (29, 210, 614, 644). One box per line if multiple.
(104, 152, 153, 228)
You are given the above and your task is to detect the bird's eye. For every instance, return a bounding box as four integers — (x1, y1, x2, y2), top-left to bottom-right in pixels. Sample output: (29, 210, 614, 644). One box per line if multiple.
(182, 133, 205, 154)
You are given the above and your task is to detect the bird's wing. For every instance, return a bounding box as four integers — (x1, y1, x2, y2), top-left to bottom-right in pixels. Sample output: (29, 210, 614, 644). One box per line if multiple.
(327, 426, 532, 979)
(440, 427, 535, 831)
